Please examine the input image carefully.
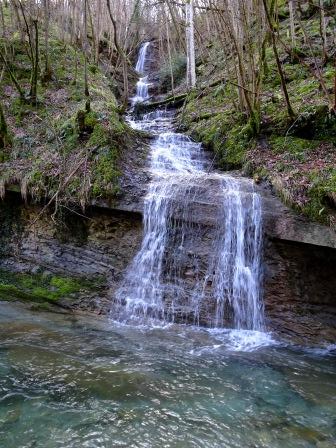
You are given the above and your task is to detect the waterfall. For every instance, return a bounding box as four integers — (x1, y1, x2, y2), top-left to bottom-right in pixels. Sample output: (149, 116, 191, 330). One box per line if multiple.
(115, 43, 264, 331)
(132, 42, 151, 105)
(210, 177, 263, 330)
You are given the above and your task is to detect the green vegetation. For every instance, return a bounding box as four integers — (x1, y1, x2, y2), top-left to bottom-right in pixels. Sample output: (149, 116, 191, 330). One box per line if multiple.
(92, 145, 121, 198)
(304, 168, 336, 222)
(0, 32, 135, 210)
(0, 269, 104, 305)
(269, 136, 319, 161)
(0, 0, 335, 231)
(158, 53, 187, 92)
(177, 10, 336, 227)
(0, 268, 102, 305)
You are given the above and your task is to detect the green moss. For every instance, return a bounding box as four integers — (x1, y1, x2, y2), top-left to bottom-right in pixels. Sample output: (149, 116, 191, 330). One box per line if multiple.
(284, 64, 308, 83)
(30, 302, 53, 312)
(0, 150, 10, 162)
(264, 65, 281, 88)
(277, 0, 289, 19)
(88, 64, 98, 74)
(188, 108, 253, 169)
(270, 136, 318, 157)
(92, 145, 121, 197)
(87, 124, 110, 147)
(303, 168, 336, 223)
(11, 98, 26, 124)
(295, 79, 319, 96)
(50, 276, 84, 295)
(60, 119, 75, 139)
(324, 65, 335, 82)
(289, 106, 336, 142)
(0, 269, 103, 304)
(109, 109, 126, 135)
(70, 88, 84, 102)
(0, 284, 37, 301)
(221, 123, 254, 168)
(84, 111, 98, 129)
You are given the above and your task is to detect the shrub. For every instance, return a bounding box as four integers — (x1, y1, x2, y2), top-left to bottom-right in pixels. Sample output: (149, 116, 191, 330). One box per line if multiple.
(158, 53, 187, 92)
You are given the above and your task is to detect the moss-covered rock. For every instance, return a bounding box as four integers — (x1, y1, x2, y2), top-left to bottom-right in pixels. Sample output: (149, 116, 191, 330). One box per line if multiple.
(0, 268, 101, 305)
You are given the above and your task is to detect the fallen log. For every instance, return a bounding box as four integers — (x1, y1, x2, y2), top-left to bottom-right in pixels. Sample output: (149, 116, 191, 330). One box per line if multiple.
(134, 93, 188, 114)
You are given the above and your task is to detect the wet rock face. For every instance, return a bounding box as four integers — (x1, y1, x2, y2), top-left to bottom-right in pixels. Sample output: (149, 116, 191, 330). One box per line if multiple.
(144, 216, 336, 345)
(1, 188, 335, 345)
(263, 239, 336, 346)
(0, 197, 143, 314)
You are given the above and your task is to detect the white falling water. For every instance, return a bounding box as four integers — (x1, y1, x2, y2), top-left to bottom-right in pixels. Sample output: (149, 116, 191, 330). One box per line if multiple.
(115, 43, 264, 331)
(208, 177, 263, 330)
(132, 42, 151, 105)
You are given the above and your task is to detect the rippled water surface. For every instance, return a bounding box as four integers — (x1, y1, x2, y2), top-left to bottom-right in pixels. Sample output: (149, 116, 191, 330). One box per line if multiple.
(0, 302, 335, 448)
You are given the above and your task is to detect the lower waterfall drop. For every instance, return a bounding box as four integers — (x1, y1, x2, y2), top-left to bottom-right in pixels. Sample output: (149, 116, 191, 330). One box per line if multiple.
(115, 43, 264, 331)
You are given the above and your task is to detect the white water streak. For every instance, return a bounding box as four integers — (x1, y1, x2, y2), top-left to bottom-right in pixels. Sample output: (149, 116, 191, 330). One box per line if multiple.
(116, 43, 264, 331)
(132, 42, 151, 105)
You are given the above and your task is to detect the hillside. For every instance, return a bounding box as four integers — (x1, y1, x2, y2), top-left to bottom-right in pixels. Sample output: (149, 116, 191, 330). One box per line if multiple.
(155, 1, 336, 227)
(0, 23, 146, 216)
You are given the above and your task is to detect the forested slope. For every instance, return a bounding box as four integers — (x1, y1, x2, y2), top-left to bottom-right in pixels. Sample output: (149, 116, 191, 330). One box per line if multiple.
(0, 0, 335, 226)
(157, 1, 336, 226)
(0, 1, 145, 216)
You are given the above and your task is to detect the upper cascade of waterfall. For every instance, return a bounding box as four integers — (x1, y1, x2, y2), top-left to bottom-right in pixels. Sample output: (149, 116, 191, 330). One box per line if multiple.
(135, 41, 150, 73)
(132, 42, 151, 105)
(115, 44, 265, 333)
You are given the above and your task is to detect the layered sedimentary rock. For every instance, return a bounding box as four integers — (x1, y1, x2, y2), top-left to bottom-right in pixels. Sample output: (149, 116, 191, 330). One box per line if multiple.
(0, 180, 335, 345)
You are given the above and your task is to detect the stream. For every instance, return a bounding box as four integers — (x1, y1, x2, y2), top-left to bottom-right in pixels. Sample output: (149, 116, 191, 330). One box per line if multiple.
(0, 302, 336, 447)
(0, 43, 335, 448)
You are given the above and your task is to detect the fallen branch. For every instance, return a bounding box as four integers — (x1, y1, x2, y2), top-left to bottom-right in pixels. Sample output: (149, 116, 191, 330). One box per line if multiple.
(29, 148, 91, 227)
(134, 93, 188, 112)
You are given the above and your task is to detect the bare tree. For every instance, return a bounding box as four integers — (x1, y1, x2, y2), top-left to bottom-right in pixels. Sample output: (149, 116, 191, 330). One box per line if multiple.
(0, 100, 10, 149)
(262, 0, 295, 120)
(288, 0, 296, 50)
(186, 0, 196, 88)
(83, 0, 90, 112)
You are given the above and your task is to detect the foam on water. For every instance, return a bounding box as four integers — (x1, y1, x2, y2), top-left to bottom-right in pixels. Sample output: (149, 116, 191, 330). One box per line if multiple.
(211, 328, 278, 352)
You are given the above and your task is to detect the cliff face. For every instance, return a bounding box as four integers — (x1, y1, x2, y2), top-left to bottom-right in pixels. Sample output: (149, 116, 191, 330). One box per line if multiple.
(1, 175, 335, 345)
(0, 193, 143, 313)
(264, 239, 336, 345)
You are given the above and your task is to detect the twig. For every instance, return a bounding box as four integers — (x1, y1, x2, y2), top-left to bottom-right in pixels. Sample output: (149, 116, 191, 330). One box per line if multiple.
(59, 204, 93, 220)
(29, 149, 89, 227)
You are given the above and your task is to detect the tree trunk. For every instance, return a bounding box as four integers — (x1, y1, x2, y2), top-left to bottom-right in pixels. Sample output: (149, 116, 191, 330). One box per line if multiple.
(87, 0, 97, 64)
(83, 0, 90, 112)
(106, 0, 130, 107)
(262, 0, 295, 120)
(165, 0, 186, 53)
(319, 0, 328, 62)
(0, 101, 10, 149)
(42, 0, 52, 82)
(165, 10, 175, 95)
(186, 0, 196, 88)
(0, 2, 5, 38)
(288, 0, 296, 49)
(29, 19, 39, 105)
(10, 0, 24, 42)
(334, 56, 336, 113)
